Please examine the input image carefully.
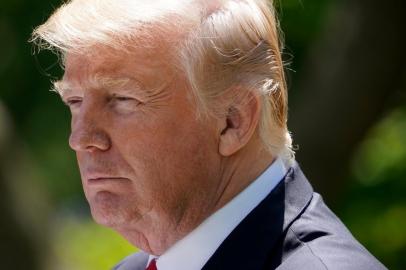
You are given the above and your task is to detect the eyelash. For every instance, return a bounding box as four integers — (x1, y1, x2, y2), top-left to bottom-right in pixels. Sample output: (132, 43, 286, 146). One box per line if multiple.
(65, 97, 82, 107)
(112, 95, 134, 101)
(111, 95, 143, 107)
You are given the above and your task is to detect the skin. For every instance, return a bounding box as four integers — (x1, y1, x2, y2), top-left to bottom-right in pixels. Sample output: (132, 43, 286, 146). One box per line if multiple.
(58, 39, 274, 255)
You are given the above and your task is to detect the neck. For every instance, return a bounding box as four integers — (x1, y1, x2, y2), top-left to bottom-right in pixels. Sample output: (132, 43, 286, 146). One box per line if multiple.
(211, 138, 275, 214)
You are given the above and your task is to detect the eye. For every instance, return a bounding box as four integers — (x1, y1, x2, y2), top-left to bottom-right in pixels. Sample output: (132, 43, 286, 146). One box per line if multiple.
(110, 94, 142, 112)
(113, 95, 135, 102)
(111, 94, 142, 105)
(64, 97, 83, 108)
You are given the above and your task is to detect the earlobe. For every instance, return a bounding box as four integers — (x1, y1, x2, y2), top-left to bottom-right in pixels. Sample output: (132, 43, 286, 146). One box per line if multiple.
(218, 93, 261, 157)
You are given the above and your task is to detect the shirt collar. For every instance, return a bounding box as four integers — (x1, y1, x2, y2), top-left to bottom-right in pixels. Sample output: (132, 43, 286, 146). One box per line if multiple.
(150, 158, 287, 270)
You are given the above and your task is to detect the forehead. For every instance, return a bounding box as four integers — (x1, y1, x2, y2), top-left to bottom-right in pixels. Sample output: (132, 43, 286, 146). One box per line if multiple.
(62, 43, 175, 92)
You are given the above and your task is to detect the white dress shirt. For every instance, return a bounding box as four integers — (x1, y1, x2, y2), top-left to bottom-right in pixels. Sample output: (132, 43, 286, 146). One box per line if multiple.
(148, 158, 287, 270)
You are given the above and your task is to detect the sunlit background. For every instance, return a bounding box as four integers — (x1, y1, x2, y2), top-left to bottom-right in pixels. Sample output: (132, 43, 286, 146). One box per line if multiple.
(0, 0, 405, 269)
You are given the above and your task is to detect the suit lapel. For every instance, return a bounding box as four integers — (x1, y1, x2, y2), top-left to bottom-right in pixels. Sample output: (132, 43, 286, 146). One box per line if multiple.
(202, 162, 313, 270)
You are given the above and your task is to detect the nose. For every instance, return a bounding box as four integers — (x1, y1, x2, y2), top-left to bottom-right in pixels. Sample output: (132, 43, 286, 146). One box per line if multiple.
(69, 107, 111, 153)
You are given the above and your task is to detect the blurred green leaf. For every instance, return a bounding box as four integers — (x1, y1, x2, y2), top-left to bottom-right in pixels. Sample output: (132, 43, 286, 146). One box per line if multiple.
(51, 217, 137, 270)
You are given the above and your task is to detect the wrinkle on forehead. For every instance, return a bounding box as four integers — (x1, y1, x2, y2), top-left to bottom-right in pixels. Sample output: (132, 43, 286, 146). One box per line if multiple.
(56, 43, 176, 96)
(53, 71, 177, 101)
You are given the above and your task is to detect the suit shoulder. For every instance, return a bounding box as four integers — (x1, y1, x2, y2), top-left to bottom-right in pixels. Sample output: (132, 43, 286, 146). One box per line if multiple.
(279, 193, 387, 270)
(277, 228, 387, 270)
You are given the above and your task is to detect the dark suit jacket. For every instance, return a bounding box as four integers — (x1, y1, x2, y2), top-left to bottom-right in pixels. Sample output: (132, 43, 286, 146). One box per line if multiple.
(113, 162, 387, 270)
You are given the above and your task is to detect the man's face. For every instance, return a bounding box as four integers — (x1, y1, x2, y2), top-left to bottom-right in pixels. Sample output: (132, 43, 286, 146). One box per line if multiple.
(60, 45, 223, 250)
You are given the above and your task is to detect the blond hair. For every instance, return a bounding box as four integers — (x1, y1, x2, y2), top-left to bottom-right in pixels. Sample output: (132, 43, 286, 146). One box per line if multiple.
(31, 0, 294, 161)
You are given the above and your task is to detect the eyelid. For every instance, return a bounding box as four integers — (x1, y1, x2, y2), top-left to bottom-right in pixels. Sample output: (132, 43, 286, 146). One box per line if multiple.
(112, 92, 133, 98)
(111, 93, 143, 104)
(63, 96, 83, 106)
(113, 95, 134, 100)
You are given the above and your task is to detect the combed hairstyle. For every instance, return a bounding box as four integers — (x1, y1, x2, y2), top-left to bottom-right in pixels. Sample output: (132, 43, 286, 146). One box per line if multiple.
(31, 0, 294, 162)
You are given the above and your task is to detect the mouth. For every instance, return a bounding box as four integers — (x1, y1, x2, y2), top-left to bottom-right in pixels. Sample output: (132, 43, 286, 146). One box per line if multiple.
(87, 176, 128, 182)
(87, 177, 130, 184)
(84, 170, 131, 186)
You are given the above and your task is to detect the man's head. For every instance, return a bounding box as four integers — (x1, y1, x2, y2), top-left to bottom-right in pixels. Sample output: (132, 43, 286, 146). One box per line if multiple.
(31, 0, 293, 254)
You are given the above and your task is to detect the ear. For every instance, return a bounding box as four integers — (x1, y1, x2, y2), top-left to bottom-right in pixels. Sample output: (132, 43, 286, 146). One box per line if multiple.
(219, 92, 261, 156)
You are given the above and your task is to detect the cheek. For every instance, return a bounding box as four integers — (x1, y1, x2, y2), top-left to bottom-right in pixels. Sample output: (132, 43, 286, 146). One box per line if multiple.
(109, 104, 219, 194)
(76, 153, 87, 184)
(118, 119, 214, 189)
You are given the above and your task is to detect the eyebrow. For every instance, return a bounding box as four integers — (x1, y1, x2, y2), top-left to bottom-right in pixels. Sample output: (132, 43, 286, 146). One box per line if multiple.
(51, 80, 69, 96)
(52, 74, 144, 96)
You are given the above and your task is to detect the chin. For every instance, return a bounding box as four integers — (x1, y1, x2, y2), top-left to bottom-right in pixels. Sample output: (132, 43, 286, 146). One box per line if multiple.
(88, 191, 139, 227)
(90, 209, 121, 227)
